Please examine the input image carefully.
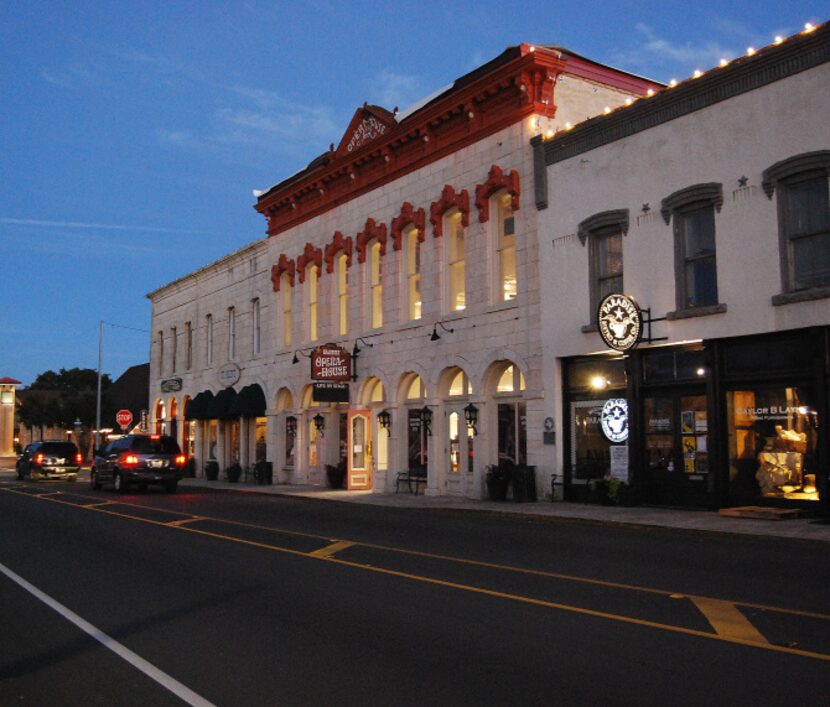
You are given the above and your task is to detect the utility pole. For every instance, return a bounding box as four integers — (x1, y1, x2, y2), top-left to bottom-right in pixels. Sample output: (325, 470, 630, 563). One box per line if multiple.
(95, 320, 103, 451)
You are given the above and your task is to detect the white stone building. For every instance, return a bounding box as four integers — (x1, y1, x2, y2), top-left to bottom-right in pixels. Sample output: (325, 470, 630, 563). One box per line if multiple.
(535, 23, 830, 511)
(147, 44, 659, 497)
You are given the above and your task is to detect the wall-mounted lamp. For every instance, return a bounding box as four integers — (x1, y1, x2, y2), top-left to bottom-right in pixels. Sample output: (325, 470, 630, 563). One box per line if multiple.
(430, 321, 455, 342)
(312, 413, 326, 435)
(377, 409, 391, 436)
(463, 403, 479, 436)
(420, 406, 433, 436)
(292, 349, 312, 365)
(352, 337, 374, 356)
(286, 416, 297, 436)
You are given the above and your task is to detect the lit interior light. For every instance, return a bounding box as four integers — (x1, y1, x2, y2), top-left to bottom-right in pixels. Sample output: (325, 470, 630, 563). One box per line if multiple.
(693, 69, 703, 78)
(798, 406, 809, 415)
(774, 35, 784, 44)
(746, 47, 756, 56)
(719, 58, 729, 67)
(590, 375, 608, 390)
(696, 367, 706, 377)
(804, 22, 815, 33)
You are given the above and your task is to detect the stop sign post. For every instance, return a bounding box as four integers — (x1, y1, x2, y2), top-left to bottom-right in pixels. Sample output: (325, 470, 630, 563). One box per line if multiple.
(116, 409, 133, 431)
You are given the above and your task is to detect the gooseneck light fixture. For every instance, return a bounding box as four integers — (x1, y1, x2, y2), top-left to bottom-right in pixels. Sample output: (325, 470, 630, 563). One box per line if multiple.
(420, 405, 433, 436)
(292, 348, 312, 365)
(312, 412, 326, 435)
(430, 321, 455, 342)
(352, 337, 374, 356)
(463, 403, 479, 436)
(377, 409, 391, 436)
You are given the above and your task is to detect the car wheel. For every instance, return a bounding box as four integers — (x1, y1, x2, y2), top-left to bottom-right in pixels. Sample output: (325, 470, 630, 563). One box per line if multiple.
(114, 471, 127, 494)
(90, 469, 101, 490)
(164, 481, 178, 494)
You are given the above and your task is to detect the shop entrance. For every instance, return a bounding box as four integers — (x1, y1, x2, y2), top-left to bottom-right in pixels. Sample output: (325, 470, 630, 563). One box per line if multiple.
(446, 408, 473, 496)
(643, 390, 712, 507)
(347, 409, 372, 490)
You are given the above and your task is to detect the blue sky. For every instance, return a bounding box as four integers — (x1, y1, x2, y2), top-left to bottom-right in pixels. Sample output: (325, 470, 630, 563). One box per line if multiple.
(1, 1, 824, 386)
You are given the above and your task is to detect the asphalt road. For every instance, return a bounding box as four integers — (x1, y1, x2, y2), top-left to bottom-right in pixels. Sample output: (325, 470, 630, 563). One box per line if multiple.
(1, 478, 829, 706)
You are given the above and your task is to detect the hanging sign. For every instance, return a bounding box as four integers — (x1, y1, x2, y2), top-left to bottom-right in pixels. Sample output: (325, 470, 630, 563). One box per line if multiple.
(597, 293, 643, 351)
(311, 344, 351, 382)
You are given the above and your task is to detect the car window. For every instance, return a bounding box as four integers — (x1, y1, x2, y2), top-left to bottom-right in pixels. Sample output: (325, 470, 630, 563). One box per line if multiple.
(130, 437, 180, 454)
(40, 442, 78, 456)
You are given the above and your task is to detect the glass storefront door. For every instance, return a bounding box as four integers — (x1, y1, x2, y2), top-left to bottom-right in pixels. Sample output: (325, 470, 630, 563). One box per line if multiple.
(643, 391, 711, 507)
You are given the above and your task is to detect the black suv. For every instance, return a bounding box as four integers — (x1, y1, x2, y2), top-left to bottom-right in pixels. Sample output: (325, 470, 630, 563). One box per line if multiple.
(17, 441, 82, 481)
(91, 434, 185, 493)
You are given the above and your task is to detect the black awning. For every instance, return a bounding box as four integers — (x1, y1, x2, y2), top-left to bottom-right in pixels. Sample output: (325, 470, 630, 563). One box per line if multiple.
(229, 384, 267, 418)
(206, 387, 237, 420)
(185, 390, 214, 420)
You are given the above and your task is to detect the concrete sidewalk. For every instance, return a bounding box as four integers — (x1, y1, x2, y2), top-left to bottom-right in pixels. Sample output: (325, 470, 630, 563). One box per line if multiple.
(2, 462, 828, 543)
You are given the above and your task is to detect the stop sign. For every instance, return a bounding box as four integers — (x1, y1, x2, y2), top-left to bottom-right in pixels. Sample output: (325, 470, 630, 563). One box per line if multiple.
(116, 409, 133, 429)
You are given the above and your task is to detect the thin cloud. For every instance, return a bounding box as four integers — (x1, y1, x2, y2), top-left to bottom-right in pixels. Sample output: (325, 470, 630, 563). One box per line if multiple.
(370, 70, 423, 111)
(635, 23, 735, 67)
(0, 217, 217, 236)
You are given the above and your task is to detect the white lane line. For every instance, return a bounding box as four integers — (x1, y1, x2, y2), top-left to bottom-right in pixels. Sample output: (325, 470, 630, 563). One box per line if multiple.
(0, 560, 216, 707)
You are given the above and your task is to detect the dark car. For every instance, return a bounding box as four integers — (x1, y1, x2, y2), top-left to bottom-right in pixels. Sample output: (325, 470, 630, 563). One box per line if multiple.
(91, 434, 186, 493)
(17, 441, 82, 481)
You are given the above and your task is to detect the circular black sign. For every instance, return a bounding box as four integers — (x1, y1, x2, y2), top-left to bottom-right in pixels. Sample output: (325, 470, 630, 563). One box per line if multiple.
(597, 293, 642, 351)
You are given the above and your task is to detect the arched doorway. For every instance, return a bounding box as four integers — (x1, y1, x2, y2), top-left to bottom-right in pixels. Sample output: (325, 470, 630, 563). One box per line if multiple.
(439, 367, 475, 496)
(486, 361, 527, 468)
(397, 372, 428, 484)
(154, 399, 165, 435)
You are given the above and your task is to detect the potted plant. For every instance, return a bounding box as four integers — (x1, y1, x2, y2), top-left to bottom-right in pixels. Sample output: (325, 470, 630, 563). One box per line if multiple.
(485, 463, 511, 501)
(205, 460, 219, 481)
(325, 460, 347, 489)
(185, 457, 196, 478)
(225, 463, 242, 483)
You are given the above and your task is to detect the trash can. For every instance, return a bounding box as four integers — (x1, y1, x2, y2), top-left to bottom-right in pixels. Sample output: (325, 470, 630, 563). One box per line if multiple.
(511, 465, 537, 502)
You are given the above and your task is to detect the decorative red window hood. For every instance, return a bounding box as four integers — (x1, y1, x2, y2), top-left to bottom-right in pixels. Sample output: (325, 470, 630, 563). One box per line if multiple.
(254, 44, 658, 238)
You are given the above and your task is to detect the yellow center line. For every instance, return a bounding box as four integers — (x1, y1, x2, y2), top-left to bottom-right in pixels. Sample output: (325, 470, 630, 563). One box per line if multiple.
(3, 483, 830, 662)
(309, 540, 356, 558)
(81, 501, 117, 508)
(691, 597, 769, 644)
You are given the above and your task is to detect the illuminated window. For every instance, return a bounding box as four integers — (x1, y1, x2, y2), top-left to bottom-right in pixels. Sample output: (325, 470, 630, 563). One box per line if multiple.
(447, 211, 466, 311)
(496, 364, 526, 393)
(369, 241, 383, 328)
(281, 274, 293, 347)
(338, 254, 349, 336)
(171, 327, 177, 373)
(308, 265, 318, 342)
(497, 192, 516, 301)
(406, 227, 422, 320)
(579, 210, 629, 322)
(448, 370, 472, 396)
(406, 375, 427, 400)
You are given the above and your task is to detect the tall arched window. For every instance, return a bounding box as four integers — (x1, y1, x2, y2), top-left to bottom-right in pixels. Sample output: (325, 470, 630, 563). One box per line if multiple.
(496, 192, 516, 301)
(447, 210, 466, 311)
(307, 265, 319, 342)
(281, 274, 293, 347)
(405, 227, 422, 320)
(369, 241, 383, 329)
(338, 253, 349, 336)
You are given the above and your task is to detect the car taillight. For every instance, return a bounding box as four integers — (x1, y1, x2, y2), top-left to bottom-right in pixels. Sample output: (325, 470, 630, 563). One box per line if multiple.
(121, 454, 139, 467)
(175, 455, 187, 466)
(75, 453, 83, 464)
(34, 452, 44, 465)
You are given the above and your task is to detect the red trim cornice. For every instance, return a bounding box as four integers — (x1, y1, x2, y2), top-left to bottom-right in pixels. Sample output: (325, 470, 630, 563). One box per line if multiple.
(430, 185, 470, 238)
(475, 165, 521, 223)
(355, 218, 388, 264)
(391, 202, 426, 251)
(324, 231, 353, 273)
(297, 243, 324, 283)
(271, 254, 295, 292)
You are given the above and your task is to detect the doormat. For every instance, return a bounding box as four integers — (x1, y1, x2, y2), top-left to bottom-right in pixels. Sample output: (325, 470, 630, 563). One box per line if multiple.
(718, 506, 807, 520)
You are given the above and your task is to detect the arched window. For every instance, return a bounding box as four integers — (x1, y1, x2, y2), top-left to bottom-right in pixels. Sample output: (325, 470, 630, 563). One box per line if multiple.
(405, 226, 422, 321)
(496, 192, 516, 301)
(281, 274, 293, 347)
(369, 241, 383, 329)
(338, 253, 349, 336)
(307, 265, 319, 342)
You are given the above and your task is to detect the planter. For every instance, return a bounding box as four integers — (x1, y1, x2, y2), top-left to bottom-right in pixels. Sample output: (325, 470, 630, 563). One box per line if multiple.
(511, 465, 537, 503)
(325, 463, 346, 490)
(486, 477, 509, 501)
(205, 461, 219, 481)
(225, 464, 242, 483)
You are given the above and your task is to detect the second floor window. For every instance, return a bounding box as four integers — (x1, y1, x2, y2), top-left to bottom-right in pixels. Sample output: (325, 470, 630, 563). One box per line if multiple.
(579, 209, 629, 321)
(406, 227, 422, 320)
(447, 210, 465, 311)
(171, 327, 177, 373)
(677, 205, 718, 308)
(496, 192, 516, 301)
(780, 173, 830, 291)
(252, 299, 261, 355)
(158, 331, 164, 375)
(228, 307, 236, 360)
(338, 254, 349, 336)
(308, 265, 319, 342)
(369, 240, 383, 329)
(185, 321, 192, 370)
(206, 314, 213, 365)
(281, 275, 293, 348)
